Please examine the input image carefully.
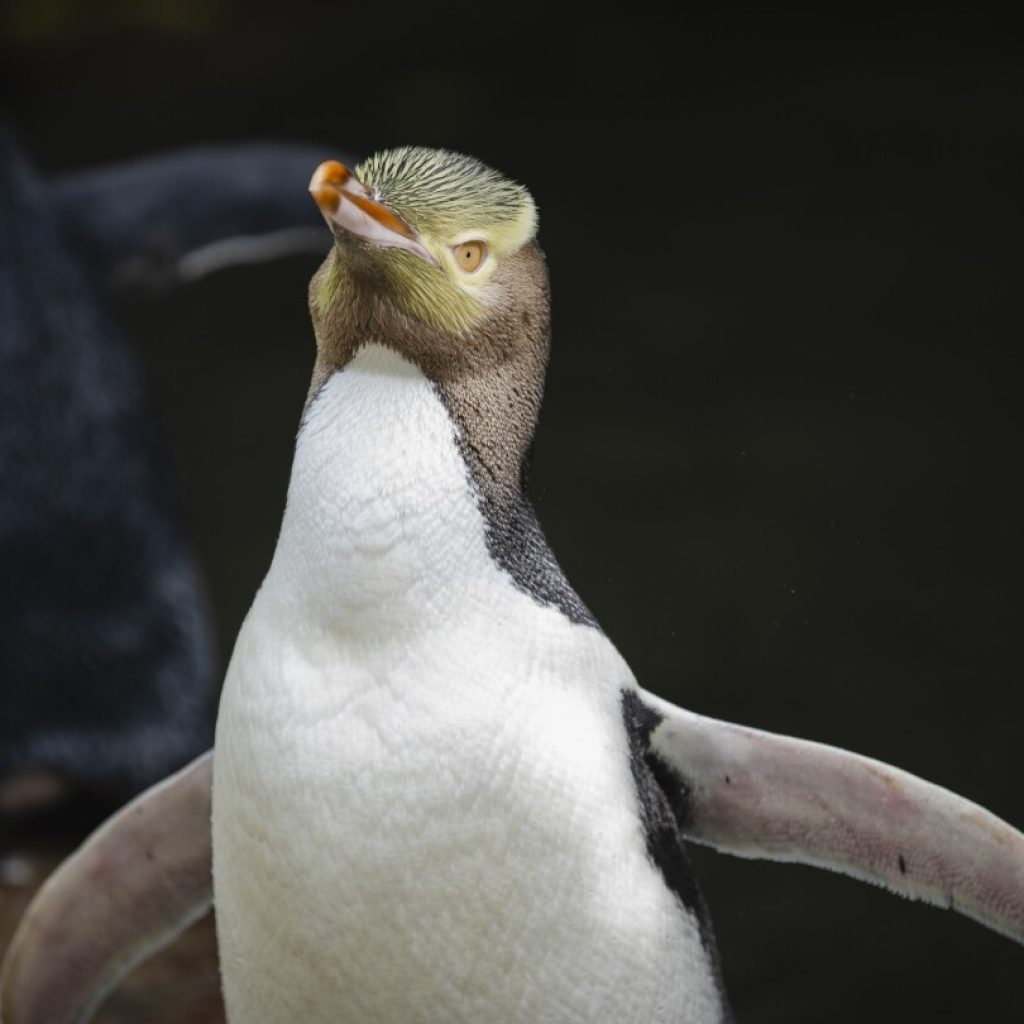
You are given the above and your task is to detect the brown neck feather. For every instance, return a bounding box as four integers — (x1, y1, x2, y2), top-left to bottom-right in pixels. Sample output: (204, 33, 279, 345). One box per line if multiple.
(307, 241, 551, 503)
(303, 241, 593, 626)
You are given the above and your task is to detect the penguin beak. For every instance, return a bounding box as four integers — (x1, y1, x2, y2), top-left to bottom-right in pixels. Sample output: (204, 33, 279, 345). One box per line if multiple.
(309, 160, 438, 266)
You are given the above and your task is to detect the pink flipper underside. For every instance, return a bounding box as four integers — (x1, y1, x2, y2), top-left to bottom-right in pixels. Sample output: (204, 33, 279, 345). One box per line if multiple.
(641, 689, 1024, 944)
(0, 750, 213, 1024)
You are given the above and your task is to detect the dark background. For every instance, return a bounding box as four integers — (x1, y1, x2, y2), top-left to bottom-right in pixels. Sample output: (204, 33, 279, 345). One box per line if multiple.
(3, 6, 1022, 1021)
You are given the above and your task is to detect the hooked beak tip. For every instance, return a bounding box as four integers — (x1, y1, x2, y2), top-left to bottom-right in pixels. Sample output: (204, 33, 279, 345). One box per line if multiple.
(309, 160, 351, 216)
(310, 183, 341, 215)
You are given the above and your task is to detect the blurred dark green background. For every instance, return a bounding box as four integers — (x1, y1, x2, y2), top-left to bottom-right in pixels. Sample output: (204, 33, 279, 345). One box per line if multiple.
(3, 6, 1022, 1021)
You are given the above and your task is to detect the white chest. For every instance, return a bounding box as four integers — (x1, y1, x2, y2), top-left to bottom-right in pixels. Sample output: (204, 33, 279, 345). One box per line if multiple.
(212, 345, 723, 1023)
(266, 343, 495, 626)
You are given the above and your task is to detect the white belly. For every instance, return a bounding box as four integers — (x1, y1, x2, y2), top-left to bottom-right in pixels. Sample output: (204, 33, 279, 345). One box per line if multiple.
(212, 345, 723, 1023)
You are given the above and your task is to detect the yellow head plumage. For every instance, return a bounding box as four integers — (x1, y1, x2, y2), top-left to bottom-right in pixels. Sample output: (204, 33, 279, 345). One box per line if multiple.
(312, 147, 538, 334)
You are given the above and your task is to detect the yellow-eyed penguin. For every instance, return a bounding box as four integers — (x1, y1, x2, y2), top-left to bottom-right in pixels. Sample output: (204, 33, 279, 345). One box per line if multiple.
(3, 148, 1024, 1024)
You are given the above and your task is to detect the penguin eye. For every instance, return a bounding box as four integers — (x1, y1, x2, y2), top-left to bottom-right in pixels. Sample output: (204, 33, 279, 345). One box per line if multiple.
(452, 241, 487, 274)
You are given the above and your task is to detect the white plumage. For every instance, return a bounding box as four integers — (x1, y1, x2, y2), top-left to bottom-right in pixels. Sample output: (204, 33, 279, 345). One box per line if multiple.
(212, 344, 724, 1023)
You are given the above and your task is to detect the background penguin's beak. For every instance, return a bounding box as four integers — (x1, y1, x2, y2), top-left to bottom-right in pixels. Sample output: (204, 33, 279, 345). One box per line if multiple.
(309, 160, 438, 266)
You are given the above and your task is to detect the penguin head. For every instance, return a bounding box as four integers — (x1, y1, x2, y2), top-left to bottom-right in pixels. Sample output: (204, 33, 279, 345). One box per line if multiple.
(316, 147, 535, 316)
(308, 147, 545, 358)
(307, 147, 550, 493)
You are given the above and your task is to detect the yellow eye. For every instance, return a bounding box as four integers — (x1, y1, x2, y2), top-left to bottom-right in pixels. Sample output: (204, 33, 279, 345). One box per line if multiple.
(452, 240, 487, 273)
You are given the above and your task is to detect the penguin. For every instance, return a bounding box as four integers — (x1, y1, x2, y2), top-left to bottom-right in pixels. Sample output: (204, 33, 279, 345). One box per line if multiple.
(211, 150, 730, 1024)
(0, 115, 335, 813)
(50, 142, 331, 293)
(0, 115, 216, 813)
(2, 148, 1023, 1024)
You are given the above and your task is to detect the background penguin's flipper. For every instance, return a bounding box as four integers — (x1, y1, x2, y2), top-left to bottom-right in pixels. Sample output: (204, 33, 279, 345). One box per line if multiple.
(50, 144, 345, 292)
(0, 751, 213, 1024)
(638, 689, 1024, 946)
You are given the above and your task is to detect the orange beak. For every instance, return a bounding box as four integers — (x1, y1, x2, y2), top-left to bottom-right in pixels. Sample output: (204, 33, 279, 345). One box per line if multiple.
(308, 160, 437, 266)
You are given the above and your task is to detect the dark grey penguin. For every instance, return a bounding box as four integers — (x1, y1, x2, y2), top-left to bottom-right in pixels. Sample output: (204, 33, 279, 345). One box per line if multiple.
(0, 116, 336, 812)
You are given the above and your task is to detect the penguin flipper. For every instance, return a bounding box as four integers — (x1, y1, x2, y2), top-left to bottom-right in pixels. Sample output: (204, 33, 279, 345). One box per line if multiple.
(49, 144, 344, 292)
(637, 689, 1024, 946)
(0, 751, 213, 1024)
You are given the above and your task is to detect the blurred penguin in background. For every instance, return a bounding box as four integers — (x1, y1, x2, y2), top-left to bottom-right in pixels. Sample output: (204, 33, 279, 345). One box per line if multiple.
(0, 114, 332, 815)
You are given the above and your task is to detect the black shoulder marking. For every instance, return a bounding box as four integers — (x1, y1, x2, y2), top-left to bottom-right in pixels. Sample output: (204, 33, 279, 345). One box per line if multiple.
(621, 690, 705, 926)
(473, 488, 597, 628)
(440, 391, 597, 627)
(621, 690, 733, 1022)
